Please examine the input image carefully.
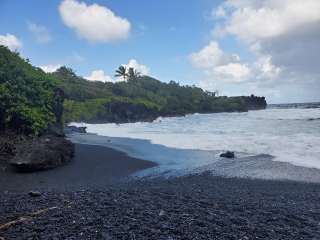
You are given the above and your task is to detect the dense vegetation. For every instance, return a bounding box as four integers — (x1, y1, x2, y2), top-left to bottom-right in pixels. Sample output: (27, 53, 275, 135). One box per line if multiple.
(0, 45, 266, 134)
(52, 67, 266, 123)
(0, 46, 63, 135)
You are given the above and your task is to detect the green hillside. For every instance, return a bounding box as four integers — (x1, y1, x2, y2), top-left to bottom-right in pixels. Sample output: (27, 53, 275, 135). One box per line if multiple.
(0, 45, 266, 132)
(52, 67, 266, 123)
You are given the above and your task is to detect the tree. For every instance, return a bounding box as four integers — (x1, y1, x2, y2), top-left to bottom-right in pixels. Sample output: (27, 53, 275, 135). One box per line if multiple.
(114, 66, 128, 81)
(55, 66, 76, 78)
(127, 67, 141, 81)
(0, 45, 59, 135)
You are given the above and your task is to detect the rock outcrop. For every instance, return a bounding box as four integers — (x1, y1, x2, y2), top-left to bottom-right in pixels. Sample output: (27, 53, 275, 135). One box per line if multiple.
(64, 126, 87, 134)
(0, 133, 26, 163)
(10, 136, 74, 171)
(220, 151, 235, 159)
(230, 95, 267, 110)
(241, 95, 267, 110)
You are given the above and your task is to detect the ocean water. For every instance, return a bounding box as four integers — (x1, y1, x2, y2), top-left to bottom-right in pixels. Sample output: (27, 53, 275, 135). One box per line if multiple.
(70, 103, 320, 181)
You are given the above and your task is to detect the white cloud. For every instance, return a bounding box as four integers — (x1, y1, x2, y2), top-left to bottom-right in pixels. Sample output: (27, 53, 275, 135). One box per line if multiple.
(214, 63, 251, 82)
(27, 22, 51, 44)
(218, 0, 320, 42)
(195, 0, 320, 103)
(39, 64, 62, 73)
(212, 6, 227, 19)
(59, 0, 131, 43)
(0, 34, 22, 51)
(254, 55, 281, 80)
(123, 59, 150, 76)
(190, 41, 226, 68)
(85, 70, 114, 82)
(190, 41, 250, 83)
(214, 0, 320, 78)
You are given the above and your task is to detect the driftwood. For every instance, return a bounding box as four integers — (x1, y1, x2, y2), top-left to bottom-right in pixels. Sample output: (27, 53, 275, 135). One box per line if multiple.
(0, 206, 58, 231)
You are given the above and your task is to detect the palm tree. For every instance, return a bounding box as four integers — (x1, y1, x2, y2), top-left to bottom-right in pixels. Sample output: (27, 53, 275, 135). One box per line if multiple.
(127, 67, 141, 81)
(134, 69, 141, 78)
(114, 66, 127, 81)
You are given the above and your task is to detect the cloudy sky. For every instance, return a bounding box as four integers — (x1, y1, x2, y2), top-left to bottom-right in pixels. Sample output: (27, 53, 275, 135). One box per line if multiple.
(0, 0, 319, 103)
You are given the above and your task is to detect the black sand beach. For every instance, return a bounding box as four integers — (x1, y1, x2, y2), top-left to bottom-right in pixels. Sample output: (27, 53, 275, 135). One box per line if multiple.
(1, 143, 320, 239)
(0, 143, 156, 191)
(1, 173, 320, 239)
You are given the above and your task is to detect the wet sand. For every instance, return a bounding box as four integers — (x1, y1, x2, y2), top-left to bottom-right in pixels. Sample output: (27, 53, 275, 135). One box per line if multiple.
(69, 133, 320, 183)
(0, 143, 157, 191)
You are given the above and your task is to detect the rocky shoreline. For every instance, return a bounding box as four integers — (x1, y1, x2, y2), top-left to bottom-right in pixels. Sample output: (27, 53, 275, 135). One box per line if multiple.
(0, 133, 75, 173)
(1, 173, 320, 239)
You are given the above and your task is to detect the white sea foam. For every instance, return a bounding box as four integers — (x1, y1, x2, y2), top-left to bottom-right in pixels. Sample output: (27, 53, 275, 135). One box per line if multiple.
(71, 107, 320, 170)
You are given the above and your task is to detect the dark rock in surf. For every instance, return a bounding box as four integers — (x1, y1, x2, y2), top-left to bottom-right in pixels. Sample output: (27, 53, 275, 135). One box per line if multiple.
(307, 118, 320, 121)
(29, 191, 41, 197)
(10, 136, 74, 172)
(220, 151, 235, 158)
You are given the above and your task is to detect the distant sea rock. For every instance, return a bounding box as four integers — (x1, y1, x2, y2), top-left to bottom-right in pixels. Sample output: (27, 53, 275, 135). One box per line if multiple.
(10, 136, 74, 172)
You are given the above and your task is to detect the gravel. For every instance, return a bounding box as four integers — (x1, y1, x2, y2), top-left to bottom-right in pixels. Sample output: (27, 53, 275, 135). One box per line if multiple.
(1, 173, 320, 240)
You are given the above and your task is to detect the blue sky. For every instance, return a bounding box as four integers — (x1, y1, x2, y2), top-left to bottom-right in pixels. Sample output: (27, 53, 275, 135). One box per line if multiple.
(1, 0, 320, 103)
(0, 0, 222, 83)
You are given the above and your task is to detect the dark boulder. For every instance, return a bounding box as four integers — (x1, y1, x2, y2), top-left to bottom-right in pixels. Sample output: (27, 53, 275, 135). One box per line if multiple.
(220, 151, 235, 159)
(10, 136, 74, 172)
(0, 142, 15, 158)
(28, 191, 41, 197)
(0, 132, 27, 163)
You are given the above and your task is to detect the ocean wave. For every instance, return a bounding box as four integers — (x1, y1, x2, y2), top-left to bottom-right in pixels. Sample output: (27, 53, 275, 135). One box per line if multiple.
(73, 107, 320, 170)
